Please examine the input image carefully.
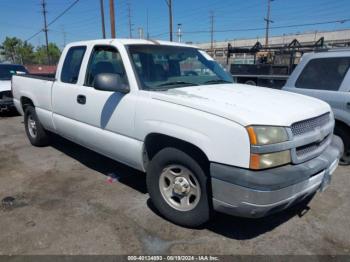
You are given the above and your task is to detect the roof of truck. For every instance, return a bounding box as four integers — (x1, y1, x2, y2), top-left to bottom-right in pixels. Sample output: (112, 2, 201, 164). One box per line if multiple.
(67, 38, 198, 49)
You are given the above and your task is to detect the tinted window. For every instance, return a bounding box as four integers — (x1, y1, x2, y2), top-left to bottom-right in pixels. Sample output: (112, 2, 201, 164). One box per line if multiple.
(85, 45, 128, 87)
(296, 57, 350, 91)
(61, 46, 86, 84)
(0, 65, 27, 80)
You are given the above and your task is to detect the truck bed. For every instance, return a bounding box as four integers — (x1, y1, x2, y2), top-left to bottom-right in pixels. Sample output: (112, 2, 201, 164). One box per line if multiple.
(12, 74, 55, 116)
(17, 74, 55, 82)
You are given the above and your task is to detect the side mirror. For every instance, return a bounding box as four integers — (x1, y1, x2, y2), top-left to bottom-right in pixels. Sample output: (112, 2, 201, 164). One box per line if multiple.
(94, 73, 130, 93)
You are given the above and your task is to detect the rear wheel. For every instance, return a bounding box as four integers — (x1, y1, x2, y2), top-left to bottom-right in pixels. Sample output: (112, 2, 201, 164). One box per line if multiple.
(24, 106, 49, 147)
(334, 124, 350, 165)
(146, 147, 211, 227)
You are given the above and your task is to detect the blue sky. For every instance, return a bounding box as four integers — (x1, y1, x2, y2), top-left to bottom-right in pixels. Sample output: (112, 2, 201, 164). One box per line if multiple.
(1, 0, 350, 48)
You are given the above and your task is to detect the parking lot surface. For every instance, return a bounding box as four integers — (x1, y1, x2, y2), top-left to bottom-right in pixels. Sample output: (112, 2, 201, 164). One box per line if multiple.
(0, 114, 349, 255)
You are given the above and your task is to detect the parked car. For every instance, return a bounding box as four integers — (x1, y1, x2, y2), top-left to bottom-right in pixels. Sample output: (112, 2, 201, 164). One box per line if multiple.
(0, 64, 27, 112)
(283, 50, 350, 165)
(12, 39, 343, 227)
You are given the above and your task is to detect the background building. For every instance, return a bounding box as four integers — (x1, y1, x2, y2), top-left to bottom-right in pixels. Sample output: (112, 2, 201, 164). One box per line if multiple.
(196, 29, 350, 65)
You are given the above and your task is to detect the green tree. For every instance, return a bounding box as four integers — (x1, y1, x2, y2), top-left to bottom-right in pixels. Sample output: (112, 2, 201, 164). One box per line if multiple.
(0, 37, 22, 63)
(18, 41, 35, 64)
(1, 37, 61, 65)
(0, 37, 35, 64)
(34, 43, 61, 65)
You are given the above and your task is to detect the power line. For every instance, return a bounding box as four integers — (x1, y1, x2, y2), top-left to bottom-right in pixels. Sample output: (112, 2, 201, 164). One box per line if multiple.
(47, 0, 80, 27)
(151, 18, 350, 37)
(151, 0, 346, 37)
(26, 0, 81, 42)
(26, 30, 43, 42)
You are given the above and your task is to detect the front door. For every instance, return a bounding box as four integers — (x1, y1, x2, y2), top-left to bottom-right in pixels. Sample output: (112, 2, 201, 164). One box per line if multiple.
(71, 45, 138, 167)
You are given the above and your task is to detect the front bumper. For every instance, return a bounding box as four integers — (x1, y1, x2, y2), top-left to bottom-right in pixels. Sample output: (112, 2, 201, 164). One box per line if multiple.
(0, 98, 14, 111)
(211, 135, 343, 218)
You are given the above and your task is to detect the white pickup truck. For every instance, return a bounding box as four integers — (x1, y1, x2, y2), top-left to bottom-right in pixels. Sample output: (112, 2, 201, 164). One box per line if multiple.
(12, 39, 343, 227)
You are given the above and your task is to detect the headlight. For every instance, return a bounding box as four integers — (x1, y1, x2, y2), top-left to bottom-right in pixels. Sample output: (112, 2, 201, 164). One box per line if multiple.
(246, 126, 288, 145)
(250, 151, 291, 170)
(246, 126, 290, 169)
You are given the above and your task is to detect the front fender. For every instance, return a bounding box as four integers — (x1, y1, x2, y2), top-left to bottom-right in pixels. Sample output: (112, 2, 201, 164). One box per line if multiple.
(135, 99, 251, 168)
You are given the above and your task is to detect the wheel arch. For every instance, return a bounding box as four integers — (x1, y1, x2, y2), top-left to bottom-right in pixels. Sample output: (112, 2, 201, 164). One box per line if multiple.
(143, 133, 210, 174)
(20, 96, 35, 111)
(335, 119, 350, 130)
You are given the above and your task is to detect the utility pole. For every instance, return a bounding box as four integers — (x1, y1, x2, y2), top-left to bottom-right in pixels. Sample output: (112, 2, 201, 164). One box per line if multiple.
(109, 0, 116, 38)
(138, 27, 144, 39)
(264, 0, 274, 47)
(41, 0, 50, 64)
(210, 11, 214, 51)
(100, 0, 106, 38)
(165, 0, 173, 41)
(146, 9, 150, 39)
(61, 25, 67, 49)
(177, 23, 182, 43)
(127, 2, 133, 38)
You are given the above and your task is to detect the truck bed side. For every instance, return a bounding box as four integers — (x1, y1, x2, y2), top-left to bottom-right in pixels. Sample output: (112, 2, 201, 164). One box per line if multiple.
(12, 74, 55, 130)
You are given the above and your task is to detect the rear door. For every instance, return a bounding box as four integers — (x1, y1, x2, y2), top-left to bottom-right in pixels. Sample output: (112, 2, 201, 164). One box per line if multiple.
(284, 55, 350, 123)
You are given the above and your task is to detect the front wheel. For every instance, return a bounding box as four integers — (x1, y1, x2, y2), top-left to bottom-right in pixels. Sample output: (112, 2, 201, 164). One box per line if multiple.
(146, 147, 211, 227)
(334, 125, 350, 165)
(245, 80, 257, 86)
(24, 106, 49, 147)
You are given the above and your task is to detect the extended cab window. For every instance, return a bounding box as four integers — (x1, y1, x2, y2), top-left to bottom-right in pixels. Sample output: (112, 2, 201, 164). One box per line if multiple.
(61, 46, 86, 84)
(85, 45, 128, 87)
(295, 57, 350, 91)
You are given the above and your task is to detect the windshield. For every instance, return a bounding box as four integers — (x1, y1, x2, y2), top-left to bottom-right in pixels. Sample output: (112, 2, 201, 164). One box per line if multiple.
(127, 45, 233, 90)
(0, 65, 27, 80)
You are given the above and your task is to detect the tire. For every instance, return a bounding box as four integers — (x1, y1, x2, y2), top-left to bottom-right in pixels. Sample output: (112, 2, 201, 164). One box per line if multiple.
(146, 147, 211, 227)
(334, 124, 350, 165)
(245, 80, 257, 86)
(24, 106, 49, 147)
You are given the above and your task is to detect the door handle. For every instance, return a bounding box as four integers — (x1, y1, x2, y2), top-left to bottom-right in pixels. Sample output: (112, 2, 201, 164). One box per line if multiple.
(347, 102, 350, 109)
(77, 95, 86, 105)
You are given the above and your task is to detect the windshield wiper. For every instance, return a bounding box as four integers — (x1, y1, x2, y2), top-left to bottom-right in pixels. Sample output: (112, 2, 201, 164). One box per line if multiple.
(204, 79, 232, 84)
(156, 81, 199, 88)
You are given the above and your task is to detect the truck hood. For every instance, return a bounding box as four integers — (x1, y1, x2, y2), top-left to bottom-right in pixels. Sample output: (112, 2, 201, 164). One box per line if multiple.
(0, 80, 11, 93)
(150, 84, 331, 126)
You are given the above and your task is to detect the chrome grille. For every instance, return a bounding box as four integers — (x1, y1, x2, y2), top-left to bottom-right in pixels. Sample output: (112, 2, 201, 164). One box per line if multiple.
(291, 113, 330, 136)
(296, 135, 330, 157)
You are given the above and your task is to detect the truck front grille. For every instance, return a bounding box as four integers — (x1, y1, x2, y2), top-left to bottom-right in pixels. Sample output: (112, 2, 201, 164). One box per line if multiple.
(290, 112, 333, 164)
(291, 113, 330, 136)
(296, 135, 330, 158)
